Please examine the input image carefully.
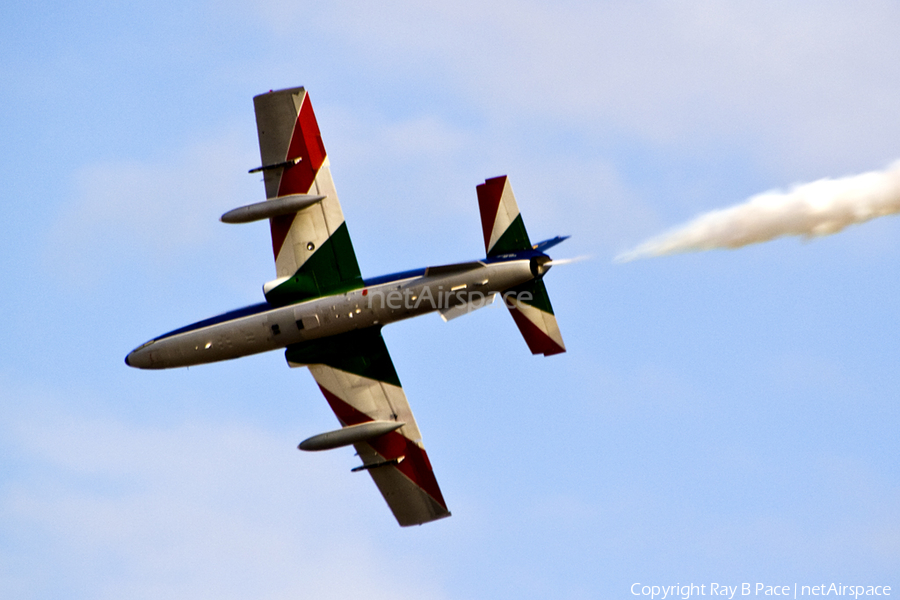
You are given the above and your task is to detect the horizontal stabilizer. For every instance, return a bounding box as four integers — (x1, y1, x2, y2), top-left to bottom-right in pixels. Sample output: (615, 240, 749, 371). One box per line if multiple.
(221, 194, 326, 224)
(504, 277, 566, 356)
(477, 176, 532, 256)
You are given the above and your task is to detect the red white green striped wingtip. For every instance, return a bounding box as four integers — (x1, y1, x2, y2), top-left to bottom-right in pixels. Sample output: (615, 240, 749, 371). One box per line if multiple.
(253, 88, 363, 303)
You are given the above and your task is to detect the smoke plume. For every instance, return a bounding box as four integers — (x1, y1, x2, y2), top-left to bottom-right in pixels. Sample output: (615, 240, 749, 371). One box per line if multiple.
(616, 161, 900, 262)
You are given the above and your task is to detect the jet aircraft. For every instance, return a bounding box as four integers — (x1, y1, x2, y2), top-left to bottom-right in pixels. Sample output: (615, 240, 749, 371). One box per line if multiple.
(126, 87, 567, 526)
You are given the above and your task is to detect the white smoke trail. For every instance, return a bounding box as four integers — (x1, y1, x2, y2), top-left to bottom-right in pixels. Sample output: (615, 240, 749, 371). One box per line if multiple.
(616, 160, 900, 262)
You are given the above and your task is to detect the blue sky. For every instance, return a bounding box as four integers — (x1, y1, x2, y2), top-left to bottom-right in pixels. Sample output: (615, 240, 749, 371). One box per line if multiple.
(2, 1, 899, 598)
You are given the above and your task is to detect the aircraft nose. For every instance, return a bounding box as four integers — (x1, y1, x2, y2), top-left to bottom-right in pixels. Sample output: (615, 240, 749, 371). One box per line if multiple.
(125, 341, 155, 369)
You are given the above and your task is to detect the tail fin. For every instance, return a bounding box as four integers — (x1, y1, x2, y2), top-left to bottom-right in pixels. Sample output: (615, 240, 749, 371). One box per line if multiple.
(476, 176, 566, 356)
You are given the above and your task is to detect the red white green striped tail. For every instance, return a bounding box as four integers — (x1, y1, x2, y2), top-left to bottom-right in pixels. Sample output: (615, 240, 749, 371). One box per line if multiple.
(476, 176, 566, 356)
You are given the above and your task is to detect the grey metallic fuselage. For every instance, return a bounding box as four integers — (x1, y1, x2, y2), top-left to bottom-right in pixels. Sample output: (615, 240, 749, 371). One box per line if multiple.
(126, 257, 537, 370)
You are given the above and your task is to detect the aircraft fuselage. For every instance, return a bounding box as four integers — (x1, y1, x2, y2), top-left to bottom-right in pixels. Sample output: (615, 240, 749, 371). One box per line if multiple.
(126, 255, 541, 370)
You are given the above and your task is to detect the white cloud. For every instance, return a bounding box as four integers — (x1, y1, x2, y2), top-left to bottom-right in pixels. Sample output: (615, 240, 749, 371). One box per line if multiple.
(48, 127, 261, 287)
(325, 106, 470, 190)
(319, 102, 657, 261)
(0, 389, 447, 600)
(255, 0, 900, 175)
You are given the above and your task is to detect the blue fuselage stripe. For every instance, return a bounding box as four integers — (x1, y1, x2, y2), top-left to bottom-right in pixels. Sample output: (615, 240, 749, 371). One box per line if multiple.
(154, 302, 272, 341)
(361, 268, 426, 287)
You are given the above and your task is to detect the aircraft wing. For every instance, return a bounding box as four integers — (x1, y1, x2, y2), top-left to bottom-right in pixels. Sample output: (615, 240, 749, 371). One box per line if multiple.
(286, 329, 451, 526)
(252, 87, 363, 301)
(254, 88, 447, 525)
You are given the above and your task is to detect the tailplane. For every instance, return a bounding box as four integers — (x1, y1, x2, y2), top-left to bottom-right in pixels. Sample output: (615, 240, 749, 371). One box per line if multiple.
(476, 176, 532, 256)
(475, 176, 566, 356)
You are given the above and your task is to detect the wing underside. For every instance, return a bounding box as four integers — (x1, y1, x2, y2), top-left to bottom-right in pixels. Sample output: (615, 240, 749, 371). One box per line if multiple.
(255, 88, 448, 525)
(252, 87, 362, 302)
(287, 329, 450, 526)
